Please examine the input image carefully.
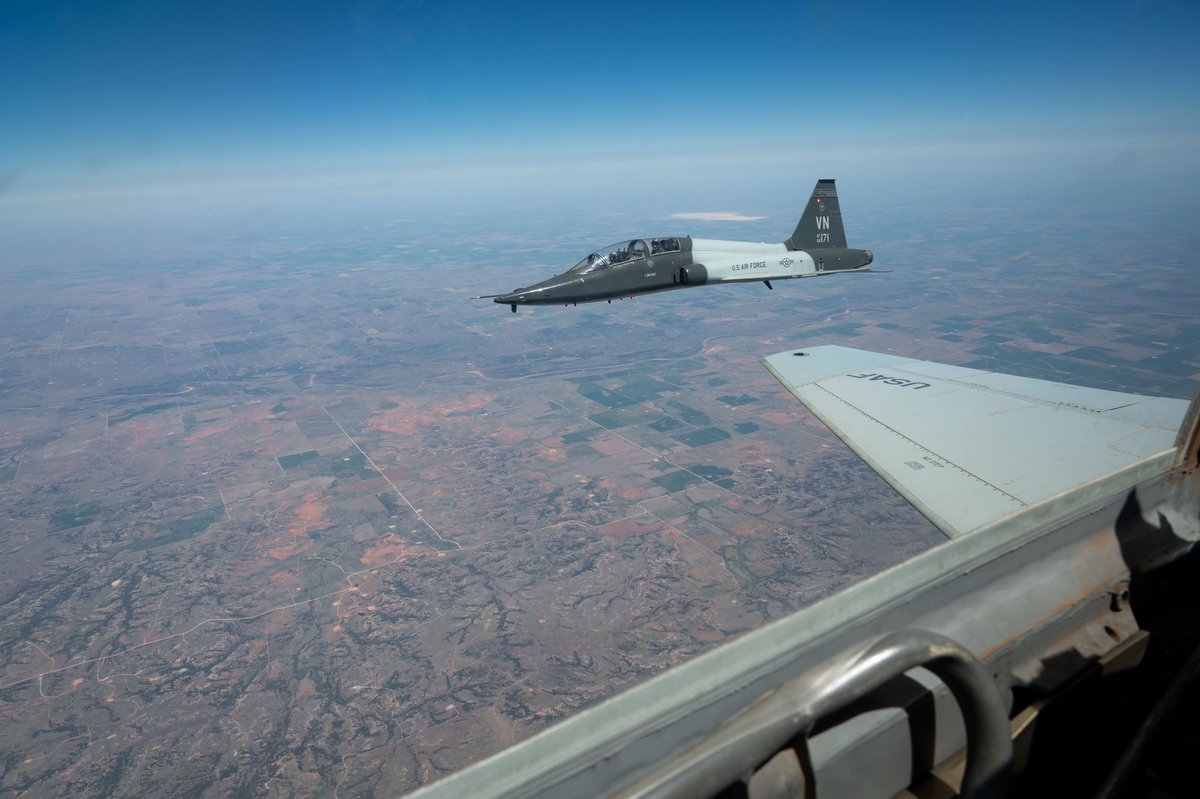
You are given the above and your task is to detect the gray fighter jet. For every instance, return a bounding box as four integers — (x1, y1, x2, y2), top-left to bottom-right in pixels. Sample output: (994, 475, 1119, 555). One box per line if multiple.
(481, 179, 874, 312)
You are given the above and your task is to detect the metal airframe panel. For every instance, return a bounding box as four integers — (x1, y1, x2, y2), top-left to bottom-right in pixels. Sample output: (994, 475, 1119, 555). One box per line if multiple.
(762, 346, 1189, 537)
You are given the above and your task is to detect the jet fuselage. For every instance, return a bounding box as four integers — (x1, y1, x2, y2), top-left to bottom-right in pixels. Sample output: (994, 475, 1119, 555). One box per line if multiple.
(488, 179, 874, 311)
(495, 239, 873, 309)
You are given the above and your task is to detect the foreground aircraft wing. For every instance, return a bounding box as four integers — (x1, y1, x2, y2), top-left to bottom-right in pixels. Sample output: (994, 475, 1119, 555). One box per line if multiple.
(762, 345, 1190, 538)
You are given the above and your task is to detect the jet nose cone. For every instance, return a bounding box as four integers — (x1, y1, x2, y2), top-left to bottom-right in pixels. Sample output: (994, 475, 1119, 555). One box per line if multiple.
(864, 249, 874, 265)
(495, 291, 527, 311)
(495, 288, 526, 304)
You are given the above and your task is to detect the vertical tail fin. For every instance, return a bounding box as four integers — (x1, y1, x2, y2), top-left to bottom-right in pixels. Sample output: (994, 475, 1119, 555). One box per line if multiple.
(785, 179, 847, 251)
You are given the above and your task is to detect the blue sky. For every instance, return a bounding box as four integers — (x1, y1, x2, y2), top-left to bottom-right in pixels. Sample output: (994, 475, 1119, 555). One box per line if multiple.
(1, 0, 1197, 210)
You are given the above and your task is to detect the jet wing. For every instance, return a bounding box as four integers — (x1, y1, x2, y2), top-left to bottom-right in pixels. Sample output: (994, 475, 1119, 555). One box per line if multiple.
(762, 345, 1190, 538)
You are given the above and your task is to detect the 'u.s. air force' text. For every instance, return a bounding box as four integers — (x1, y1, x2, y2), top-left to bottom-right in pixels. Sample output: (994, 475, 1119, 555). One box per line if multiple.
(732, 261, 767, 272)
(848, 372, 931, 389)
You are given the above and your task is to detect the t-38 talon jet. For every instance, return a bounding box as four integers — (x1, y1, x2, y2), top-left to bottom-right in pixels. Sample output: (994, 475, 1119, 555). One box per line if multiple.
(477, 179, 876, 312)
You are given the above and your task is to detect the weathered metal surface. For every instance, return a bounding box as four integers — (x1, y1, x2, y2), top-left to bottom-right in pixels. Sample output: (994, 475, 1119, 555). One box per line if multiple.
(610, 630, 1011, 799)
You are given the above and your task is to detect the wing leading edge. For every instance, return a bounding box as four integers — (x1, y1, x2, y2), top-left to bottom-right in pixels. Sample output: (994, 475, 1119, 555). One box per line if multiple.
(762, 345, 1191, 538)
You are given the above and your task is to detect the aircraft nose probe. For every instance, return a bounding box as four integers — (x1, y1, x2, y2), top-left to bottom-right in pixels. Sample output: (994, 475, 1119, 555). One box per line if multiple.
(471, 291, 525, 312)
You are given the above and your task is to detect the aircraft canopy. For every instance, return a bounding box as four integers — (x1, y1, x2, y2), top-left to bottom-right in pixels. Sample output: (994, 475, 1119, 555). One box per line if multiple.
(568, 237, 683, 274)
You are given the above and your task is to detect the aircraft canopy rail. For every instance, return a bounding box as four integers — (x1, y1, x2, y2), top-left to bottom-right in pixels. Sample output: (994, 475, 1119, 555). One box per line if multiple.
(611, 629, 1011, 799)
(569, 238, 684, 274)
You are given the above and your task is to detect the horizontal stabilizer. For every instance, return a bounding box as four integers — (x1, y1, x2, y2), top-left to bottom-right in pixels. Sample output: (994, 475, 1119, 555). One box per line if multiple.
(762, 346, 1190, 538)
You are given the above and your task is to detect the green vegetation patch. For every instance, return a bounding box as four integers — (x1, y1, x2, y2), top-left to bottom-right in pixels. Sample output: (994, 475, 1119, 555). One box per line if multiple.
(666, 401, 710, 427)
(296, 417, 341, 438)
(734, 421, 760, 434)
(1009, 321, 1064, 344)
(1118, 329, 1200, 350)
(658, 358, 706, 378)
(567, 443, 600, 458)
(613, 373, 672, 403)
(651, 470, 703, 493)
(50, 503, 102, 531)
(1136, 350, 1200, 378)
(717, 395, 758, 407)
(589, 406, 661, 430)
(133, 507, 223, 551)
(933, 320, 974, 333)
(685, 464, 734, 483)
(1070, 346, 1123, 364)
(278, 450, 320, 470)
(328, 451, 378, 480)
(561, 428, 602, 445)
(648, 416, 685, 432)
(575, 383, 635, 409)
(672, 427, 731, 447)
(375, 492, 416, 523)
(108, 402, 178, 425)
